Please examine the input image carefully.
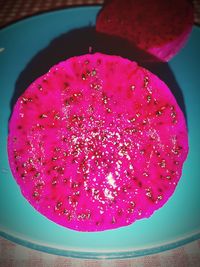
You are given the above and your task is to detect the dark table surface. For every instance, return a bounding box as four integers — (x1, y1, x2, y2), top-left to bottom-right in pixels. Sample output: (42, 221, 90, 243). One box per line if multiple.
(0, 0, 200, 28)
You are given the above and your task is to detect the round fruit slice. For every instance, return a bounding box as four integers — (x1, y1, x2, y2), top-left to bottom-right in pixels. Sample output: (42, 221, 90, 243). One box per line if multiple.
(96, 0, 193, 62)
(8, 53, 188, 231)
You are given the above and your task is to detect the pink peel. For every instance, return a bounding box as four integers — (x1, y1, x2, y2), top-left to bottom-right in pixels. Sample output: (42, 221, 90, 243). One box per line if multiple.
(96, 0, 194, 62)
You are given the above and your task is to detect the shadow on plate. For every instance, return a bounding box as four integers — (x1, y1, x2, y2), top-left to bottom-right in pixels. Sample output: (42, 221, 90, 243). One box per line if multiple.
(10, 26, 187, 124)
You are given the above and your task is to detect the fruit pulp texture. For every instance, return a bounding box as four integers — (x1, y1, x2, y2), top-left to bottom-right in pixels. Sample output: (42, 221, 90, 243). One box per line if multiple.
(8, 53, 188, 231)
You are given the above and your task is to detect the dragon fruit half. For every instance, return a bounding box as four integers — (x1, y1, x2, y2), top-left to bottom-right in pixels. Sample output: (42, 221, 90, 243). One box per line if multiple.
(96, 0, 194, 62)
(8, 53, 188, 231)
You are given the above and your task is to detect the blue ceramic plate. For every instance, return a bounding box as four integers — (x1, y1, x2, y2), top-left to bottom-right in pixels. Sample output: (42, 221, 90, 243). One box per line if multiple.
(0, 6, 200, 259)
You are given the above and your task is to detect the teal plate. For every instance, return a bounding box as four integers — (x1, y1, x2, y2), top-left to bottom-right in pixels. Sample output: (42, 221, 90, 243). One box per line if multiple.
(0, 6, 200, 259)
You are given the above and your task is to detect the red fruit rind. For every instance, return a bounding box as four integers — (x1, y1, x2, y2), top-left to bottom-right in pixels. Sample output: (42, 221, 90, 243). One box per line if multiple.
(8, 53, 188, 231)
(96, 0, 194, 61)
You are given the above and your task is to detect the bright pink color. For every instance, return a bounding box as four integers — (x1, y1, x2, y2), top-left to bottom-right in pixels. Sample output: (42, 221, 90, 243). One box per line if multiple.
(96, 0, 194, 62)
(8, 53, 188, 231)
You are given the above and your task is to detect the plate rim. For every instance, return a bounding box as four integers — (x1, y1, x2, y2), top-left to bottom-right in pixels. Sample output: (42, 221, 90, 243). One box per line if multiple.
(1, 230, 200, 259)
(0, 5, 200, 259)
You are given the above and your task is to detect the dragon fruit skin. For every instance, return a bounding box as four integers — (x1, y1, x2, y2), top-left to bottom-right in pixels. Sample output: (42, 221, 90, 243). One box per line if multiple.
(96, 0, 194, 62)
(8, 53, 188, 232)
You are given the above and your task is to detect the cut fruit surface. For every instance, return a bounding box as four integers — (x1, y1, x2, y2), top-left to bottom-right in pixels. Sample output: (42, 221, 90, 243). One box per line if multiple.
(8, 53, 188, 231)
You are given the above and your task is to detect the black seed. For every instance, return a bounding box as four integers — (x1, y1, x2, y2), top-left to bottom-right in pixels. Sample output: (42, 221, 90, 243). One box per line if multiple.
(82, 73, 86, 80)
(156, 110, 162, 116)
(33, 191, 39, 197)
(126, 171, 131, 177)
(67, 214, 72, 221)
(111, 217, 116, 224)
(17, 125, 22, 130)
(156, 151, 161, 157)
(72, 182, 78, 188)
(62, 137, 68, 142)
(130, 201, 135, 207)
(36, 182, 44, 188)
(21, 97, 28, 104)
(144, 76, 149, 87)
(28, 158, 33, 163)
(69, 96, 74, 102)
(56, 167, 64, 174)
(147, 95, 151, 103)
(26, 141, 31, 146)
(38, 85, 43, 91)
(63, 82, 69, 89)
(171, 170, 176, 175)
(140, 149, 145, 155)
(122, 186, 127, 193)
(86, 213, 91, 219)
(171, 112, 176, 118)
(56, 201, 62, 208)
(39, 114, 48, 119)
(52, 179, 57, 186)
(52, 166, 58, 170)
(63, 209, 69, 215)
(118, 209, 123, 216)
(64, 100, 70, 106)
(128, 208, 134, 213)
(22, 162, 27, 168)
(34, 172, 40, 178)
(85, 186, 91, 192)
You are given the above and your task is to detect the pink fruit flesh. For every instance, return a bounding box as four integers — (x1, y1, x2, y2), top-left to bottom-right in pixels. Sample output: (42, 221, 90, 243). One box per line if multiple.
(96, 0, 193, 61)
(8, 53, 188, 231)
